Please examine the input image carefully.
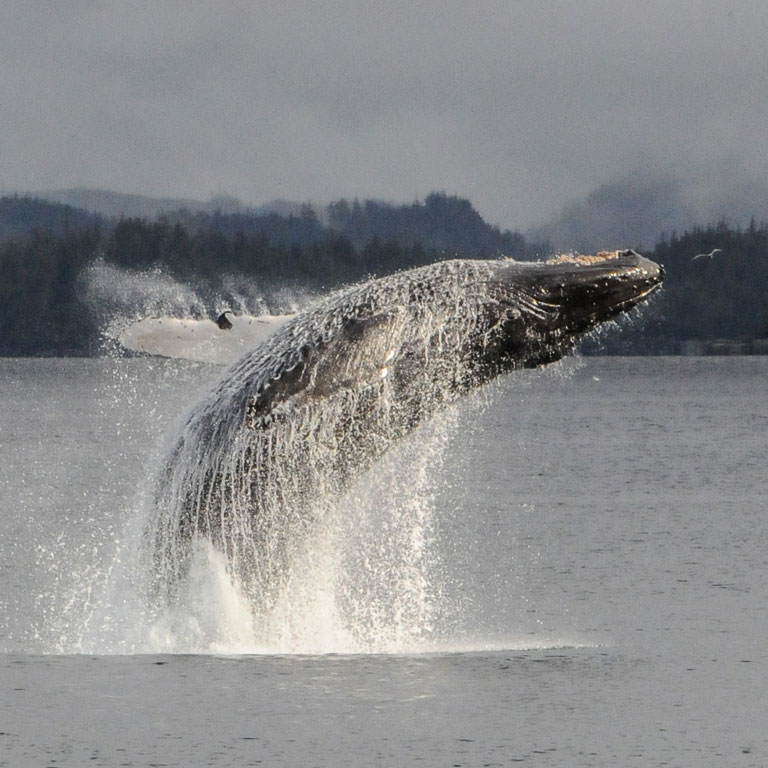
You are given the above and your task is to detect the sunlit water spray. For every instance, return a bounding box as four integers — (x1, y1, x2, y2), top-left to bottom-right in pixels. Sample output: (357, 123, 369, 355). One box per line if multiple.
(64, 398, 459, 655)
(134, 274, 492, 654)
(42, 263, 279, 653)
(44, 255, 660, 655)
(48, 264, 471, 654)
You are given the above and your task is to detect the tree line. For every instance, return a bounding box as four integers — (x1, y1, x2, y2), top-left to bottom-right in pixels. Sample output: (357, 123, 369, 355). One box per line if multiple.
(0, 194, 767, 355)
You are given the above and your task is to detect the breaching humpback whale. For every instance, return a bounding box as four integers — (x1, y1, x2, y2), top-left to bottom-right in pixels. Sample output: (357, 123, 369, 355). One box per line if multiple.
(148, 250, 663, 607)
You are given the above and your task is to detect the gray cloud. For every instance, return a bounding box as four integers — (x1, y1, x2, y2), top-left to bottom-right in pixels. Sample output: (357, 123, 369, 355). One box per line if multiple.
(2, 1, 767, 229)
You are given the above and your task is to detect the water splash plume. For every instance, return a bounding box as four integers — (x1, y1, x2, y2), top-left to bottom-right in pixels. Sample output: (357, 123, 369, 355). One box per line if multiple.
(131, 253, 662, 653)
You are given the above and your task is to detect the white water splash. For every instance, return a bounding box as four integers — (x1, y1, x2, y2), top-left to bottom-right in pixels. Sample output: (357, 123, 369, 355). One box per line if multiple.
(53, 255, 660, 656)
(60, 405, 456, 655)
(78, 258, 313, 358)
(81, 259, 210, 322)
(134, 261, 519, 655)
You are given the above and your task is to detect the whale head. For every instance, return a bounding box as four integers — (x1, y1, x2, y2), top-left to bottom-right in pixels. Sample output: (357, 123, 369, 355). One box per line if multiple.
(481, 248, 664, 370)
(239, 249, 664, 421)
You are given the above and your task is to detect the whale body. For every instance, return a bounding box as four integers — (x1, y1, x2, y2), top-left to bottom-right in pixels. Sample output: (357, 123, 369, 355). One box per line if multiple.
(147, 251, 663, 607)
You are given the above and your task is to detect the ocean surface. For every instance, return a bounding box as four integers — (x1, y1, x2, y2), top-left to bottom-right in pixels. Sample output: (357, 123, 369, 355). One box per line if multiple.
(0, 355, 765, 766)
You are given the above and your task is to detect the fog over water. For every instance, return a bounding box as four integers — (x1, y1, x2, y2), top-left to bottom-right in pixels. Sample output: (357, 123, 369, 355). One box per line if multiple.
(3, 1, 768, 230)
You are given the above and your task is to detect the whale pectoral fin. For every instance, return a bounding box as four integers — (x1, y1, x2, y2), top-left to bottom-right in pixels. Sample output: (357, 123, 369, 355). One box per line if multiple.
(246, 343, 316, 426)
(247, 310, 405, 426)
(310, 310, 404, 396)
(339, 310, 401, 341)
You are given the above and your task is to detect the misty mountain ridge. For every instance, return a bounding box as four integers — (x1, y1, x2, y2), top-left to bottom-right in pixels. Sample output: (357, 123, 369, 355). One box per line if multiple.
(33, 188, 303, 221)
(3, 187, 768, 356)
(9, 190, 529, 260)
(0, 195, 102, 241)
(530, 166, 768, 253)
(33, 165, 768, 258)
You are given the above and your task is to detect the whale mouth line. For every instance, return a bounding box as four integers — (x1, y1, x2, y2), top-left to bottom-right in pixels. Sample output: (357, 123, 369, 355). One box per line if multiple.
(622, 279, 663, 305)
(592, 277, 663, 315)
(559, 280, 663, 336)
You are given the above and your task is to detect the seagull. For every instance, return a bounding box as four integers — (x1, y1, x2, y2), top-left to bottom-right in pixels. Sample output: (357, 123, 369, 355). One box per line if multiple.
(692, 248, 723, 260)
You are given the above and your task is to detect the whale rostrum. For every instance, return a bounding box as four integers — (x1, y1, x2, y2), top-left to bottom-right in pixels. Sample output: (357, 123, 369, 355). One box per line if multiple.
(146, 251, 664, 608)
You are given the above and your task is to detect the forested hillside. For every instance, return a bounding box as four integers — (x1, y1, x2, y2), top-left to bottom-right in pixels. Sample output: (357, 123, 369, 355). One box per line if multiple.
(0, 193, 533, 355)
(0, 194, 766, 355)
(0, 196, 101, 242)
(651, 222, 768, 343)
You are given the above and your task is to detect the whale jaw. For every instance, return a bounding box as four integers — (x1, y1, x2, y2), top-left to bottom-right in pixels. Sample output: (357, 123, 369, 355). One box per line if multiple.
(539, 249, 664, 328)
(488, 249, 664, 369)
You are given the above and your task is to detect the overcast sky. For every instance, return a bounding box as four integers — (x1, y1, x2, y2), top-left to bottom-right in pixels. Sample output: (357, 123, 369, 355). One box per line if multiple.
(2, 1, 767, 228)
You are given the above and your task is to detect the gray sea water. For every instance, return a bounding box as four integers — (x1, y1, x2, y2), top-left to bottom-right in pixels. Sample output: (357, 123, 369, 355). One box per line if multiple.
(0, 355, 766, 766)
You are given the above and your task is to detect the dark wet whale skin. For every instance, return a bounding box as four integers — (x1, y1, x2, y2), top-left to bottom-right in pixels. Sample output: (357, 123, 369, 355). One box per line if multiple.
(148, 251, 663, 605)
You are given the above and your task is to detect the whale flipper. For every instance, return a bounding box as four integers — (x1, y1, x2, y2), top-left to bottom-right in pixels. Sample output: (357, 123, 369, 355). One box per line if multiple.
(119, 313, 294, 364)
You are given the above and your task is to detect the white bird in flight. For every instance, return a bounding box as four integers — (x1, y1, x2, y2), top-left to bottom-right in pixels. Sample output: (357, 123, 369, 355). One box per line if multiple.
(692, 248, 724, 260)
